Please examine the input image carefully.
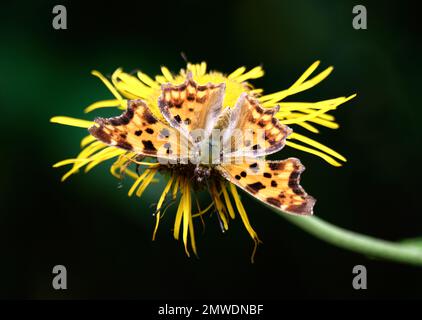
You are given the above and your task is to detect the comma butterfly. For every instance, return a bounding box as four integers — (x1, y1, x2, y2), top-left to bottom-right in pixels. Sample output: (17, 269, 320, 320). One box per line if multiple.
(89, 74, 315, 215)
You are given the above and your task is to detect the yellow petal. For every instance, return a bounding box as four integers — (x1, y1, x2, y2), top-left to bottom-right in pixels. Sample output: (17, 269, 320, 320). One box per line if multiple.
(173, 178, 184, 240)
(161, 66, 174, 82)
(80, 135, 97, 148)
(220, 181, 235, 220)
(153, 175, 175, 240)
(137, 71, 160, 88)
(229, 184, 260, 263)
(211, 182, 228, 230)
(291, 60, 320, 87)
(235, 66, 264, 83)
(199, 61, 207, 76)
(128, 169, 151, 197)
(50, 116, 94, 128)
(285, 141, 343, 167)
(84, 99, 121, 113)
(229, 184, 259, 241)
(228, 66, 246, 79)
(288, 132, 347, 162)
(135, 169, 157, 197)
(182, 179, 192, 256)
(52, 158, 87, 168)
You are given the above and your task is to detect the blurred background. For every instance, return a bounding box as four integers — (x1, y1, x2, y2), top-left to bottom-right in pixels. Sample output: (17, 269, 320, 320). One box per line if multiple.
(0, 0, 421, 299)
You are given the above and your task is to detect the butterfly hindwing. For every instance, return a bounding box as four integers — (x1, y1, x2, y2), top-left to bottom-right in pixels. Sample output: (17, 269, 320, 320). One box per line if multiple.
(89, 99, 189, 160)
(222, 93, 292, 157)
(218, 158, 315, 215)
(158, 76, 225, 143)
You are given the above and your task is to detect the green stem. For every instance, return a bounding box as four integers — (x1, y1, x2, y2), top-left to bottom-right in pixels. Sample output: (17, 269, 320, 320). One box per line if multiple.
(269, 207, 422, 266)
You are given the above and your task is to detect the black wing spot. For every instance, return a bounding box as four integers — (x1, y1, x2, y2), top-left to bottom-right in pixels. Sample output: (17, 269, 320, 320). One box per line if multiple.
(249, 162, 260, 173)
(174, 115, 182, 123)
(142, 140, 157, 152)
(246, 182, 266, 194)
(258, 120, 266, 128)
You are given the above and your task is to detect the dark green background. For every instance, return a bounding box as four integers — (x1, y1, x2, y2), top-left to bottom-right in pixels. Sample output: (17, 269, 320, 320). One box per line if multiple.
(1, 0, 421, 299)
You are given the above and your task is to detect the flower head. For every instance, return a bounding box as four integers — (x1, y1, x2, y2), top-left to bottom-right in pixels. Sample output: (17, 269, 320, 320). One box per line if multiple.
(51, 61, 355, 261)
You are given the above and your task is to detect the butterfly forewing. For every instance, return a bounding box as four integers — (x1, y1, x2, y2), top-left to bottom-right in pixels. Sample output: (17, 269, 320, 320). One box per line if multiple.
(158, 76, 225, 143)
(222, 93, 292, 157)
(89, 99, 190, 162)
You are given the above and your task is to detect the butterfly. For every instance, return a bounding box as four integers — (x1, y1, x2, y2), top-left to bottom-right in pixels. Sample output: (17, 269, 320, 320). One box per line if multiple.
(88, 74, 315, 215)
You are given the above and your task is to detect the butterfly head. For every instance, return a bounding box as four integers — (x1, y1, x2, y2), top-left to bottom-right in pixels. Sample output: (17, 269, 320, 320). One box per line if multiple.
(193, 164, 212, 183)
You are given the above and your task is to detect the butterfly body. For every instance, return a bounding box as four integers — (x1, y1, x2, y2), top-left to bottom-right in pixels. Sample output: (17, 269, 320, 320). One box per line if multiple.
(89, 74, 315, 215)
(193, 165, 212, 184)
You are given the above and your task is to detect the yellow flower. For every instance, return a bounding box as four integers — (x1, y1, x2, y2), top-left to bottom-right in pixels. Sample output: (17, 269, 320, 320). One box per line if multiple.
(50, 61, 355, 261)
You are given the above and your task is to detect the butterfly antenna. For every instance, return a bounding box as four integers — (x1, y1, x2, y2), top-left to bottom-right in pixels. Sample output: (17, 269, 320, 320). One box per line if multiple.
(180, 52, 188, 63)
(205, 176, 223, 228)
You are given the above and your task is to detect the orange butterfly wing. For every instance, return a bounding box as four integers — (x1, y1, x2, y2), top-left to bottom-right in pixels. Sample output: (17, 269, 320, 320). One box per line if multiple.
(88, 99, 190, 161)
(222, 93, 292, 157)
(158, 76, 225, 143)
(218, 158, 315, 215)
